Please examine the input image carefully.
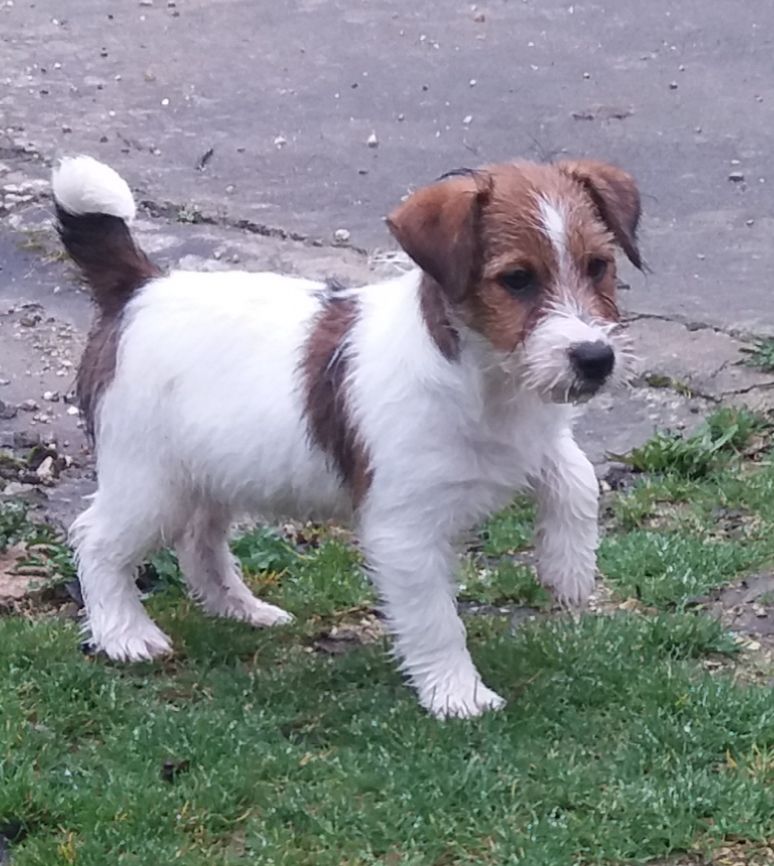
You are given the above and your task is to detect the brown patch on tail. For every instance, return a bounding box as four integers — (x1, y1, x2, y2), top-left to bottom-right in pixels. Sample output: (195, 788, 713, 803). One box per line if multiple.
(55, 205, 161, 440)
(55, 205, 161, 315)
(302, 285, 373, 504)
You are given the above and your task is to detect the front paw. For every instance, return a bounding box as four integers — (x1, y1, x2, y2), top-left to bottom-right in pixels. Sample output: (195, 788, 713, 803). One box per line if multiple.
(538, 565, 596, 608)
(418, 672, 506, 720)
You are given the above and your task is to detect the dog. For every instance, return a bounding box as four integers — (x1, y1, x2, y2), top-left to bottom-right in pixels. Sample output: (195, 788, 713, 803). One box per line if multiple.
(52, 155, 640, 719)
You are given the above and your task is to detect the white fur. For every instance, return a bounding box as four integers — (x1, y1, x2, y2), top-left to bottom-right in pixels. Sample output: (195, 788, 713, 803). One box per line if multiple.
(539, 197, 567, 265)
(52, 156, 136, 222)
(65, 160, 631, 720)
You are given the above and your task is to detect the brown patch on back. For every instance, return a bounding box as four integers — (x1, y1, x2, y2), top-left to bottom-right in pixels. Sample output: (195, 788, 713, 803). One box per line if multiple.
(302, 288, 373, 504)
(76, 315, 124, 441)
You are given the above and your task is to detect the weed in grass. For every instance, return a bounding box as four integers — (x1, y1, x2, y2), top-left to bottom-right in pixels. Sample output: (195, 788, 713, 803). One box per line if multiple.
(741, 336, 774, 373)
(614, 407, 766, 479)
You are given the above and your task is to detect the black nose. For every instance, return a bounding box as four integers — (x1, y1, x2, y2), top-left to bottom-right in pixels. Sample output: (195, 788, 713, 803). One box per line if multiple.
(569, 341, 615, 381)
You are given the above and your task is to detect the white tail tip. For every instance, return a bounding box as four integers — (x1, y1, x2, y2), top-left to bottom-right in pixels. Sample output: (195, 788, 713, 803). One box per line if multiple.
(52, 155, 136, 223)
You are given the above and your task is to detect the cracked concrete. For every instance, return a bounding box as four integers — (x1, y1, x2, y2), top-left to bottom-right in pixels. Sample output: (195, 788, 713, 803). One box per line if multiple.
(3, 0, 774, 523)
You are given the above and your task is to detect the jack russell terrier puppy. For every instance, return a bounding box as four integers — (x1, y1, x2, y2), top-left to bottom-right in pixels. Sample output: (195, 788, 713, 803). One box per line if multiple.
(52, 155, 640, 718)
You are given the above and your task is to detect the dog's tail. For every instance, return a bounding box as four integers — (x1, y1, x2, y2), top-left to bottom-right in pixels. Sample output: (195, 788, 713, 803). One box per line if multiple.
(52, 156, 161, 314)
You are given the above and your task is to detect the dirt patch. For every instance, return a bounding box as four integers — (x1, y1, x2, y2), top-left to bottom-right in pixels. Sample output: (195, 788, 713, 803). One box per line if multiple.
(651, 841, 774, 866)
(309, 611, 384, 656)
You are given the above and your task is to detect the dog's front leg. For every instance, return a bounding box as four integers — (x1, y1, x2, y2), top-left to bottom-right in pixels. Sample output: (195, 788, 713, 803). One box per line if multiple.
(532, 432, 599, 607)
(360, 512, 505, 719)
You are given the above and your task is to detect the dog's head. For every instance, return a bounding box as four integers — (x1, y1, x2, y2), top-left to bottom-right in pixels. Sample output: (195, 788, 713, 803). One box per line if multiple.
(386, 159, 641, 402)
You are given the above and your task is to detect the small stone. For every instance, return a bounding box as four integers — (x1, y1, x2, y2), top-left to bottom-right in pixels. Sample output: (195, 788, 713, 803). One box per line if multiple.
(730, 158, 741, 165)
(397, 112, 405, 121)
(273, 135, 287, 147)
(469, 78, 477, 86)
(161, 97, 170, 106)
(463, 114, 473, 124)
(66, 405, 80, 416)
(333, 228, 351, 244)
(42, 391, 59, 402)
(20, 313, 40, 327)
(366, 132, 379, 148)
(583, 71, 590, 79)
(0, 400, 17, 420)
(695, 126, 702, 133)
(678, 64, 685, 71)
(35, 456, 55, 483)
(19, 399, 38, 412)
(13, 431, 40, 448)
(746, 218, 755, 226)
(668, 81, 678, 89)
(225, 184, 235, 194)
(728, 171, 745, 182)
(61, 124, 72, 133)
(473, 11, 485, 21)
(2, 482, 35, 498)
(139, 0, 153, 5)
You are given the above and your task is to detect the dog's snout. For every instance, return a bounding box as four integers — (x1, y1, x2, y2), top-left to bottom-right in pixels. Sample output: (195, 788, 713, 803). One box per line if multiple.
(569, 341, 615, 382)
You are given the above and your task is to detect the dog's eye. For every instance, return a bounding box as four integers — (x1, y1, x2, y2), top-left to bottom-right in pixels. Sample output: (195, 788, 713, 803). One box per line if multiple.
(587, 257, 609, 282)
(500, 269, 537, 295)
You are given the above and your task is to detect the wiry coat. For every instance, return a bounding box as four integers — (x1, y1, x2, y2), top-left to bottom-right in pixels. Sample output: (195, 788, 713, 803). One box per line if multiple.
(53, 155, 641, 718)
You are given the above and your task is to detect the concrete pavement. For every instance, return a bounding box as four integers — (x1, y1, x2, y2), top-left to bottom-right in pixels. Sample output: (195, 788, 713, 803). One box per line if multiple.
(2, 0, 774, 521)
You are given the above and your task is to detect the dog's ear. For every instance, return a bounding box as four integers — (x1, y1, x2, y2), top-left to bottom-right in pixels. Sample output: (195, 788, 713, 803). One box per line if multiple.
(558, 159, 642, 270)
(386, 175, 491, 302)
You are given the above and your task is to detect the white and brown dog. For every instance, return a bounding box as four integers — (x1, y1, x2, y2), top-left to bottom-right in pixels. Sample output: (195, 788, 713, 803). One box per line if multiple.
(53, 155, 640, 718)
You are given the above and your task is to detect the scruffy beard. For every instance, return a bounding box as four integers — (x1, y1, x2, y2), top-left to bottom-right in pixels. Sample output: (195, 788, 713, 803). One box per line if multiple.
(515, 302, 636, 404)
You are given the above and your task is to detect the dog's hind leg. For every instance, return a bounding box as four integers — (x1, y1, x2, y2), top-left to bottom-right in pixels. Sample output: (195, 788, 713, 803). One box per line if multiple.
(71, 481, 182, 662)
(175, 507, 293, 627)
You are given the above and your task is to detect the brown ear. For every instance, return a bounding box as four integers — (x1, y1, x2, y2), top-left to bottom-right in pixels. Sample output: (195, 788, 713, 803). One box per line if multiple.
(558, 159, 643, 270)
(385, 175, 490, 301)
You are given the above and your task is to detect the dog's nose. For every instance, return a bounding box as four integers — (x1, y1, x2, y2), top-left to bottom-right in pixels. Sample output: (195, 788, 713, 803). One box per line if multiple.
(569, 341, 615, 382)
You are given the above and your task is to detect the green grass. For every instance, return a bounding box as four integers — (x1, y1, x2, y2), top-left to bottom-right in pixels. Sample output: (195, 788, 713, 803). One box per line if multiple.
(613, 407, 764, 479)
(741, 337, 774, 373)
(1, 413, 774, 864)
(1, 609, 771, 866)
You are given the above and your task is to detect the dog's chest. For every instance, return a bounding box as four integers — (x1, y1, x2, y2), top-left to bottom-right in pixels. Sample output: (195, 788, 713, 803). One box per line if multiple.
(467, 410, 551, 486)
